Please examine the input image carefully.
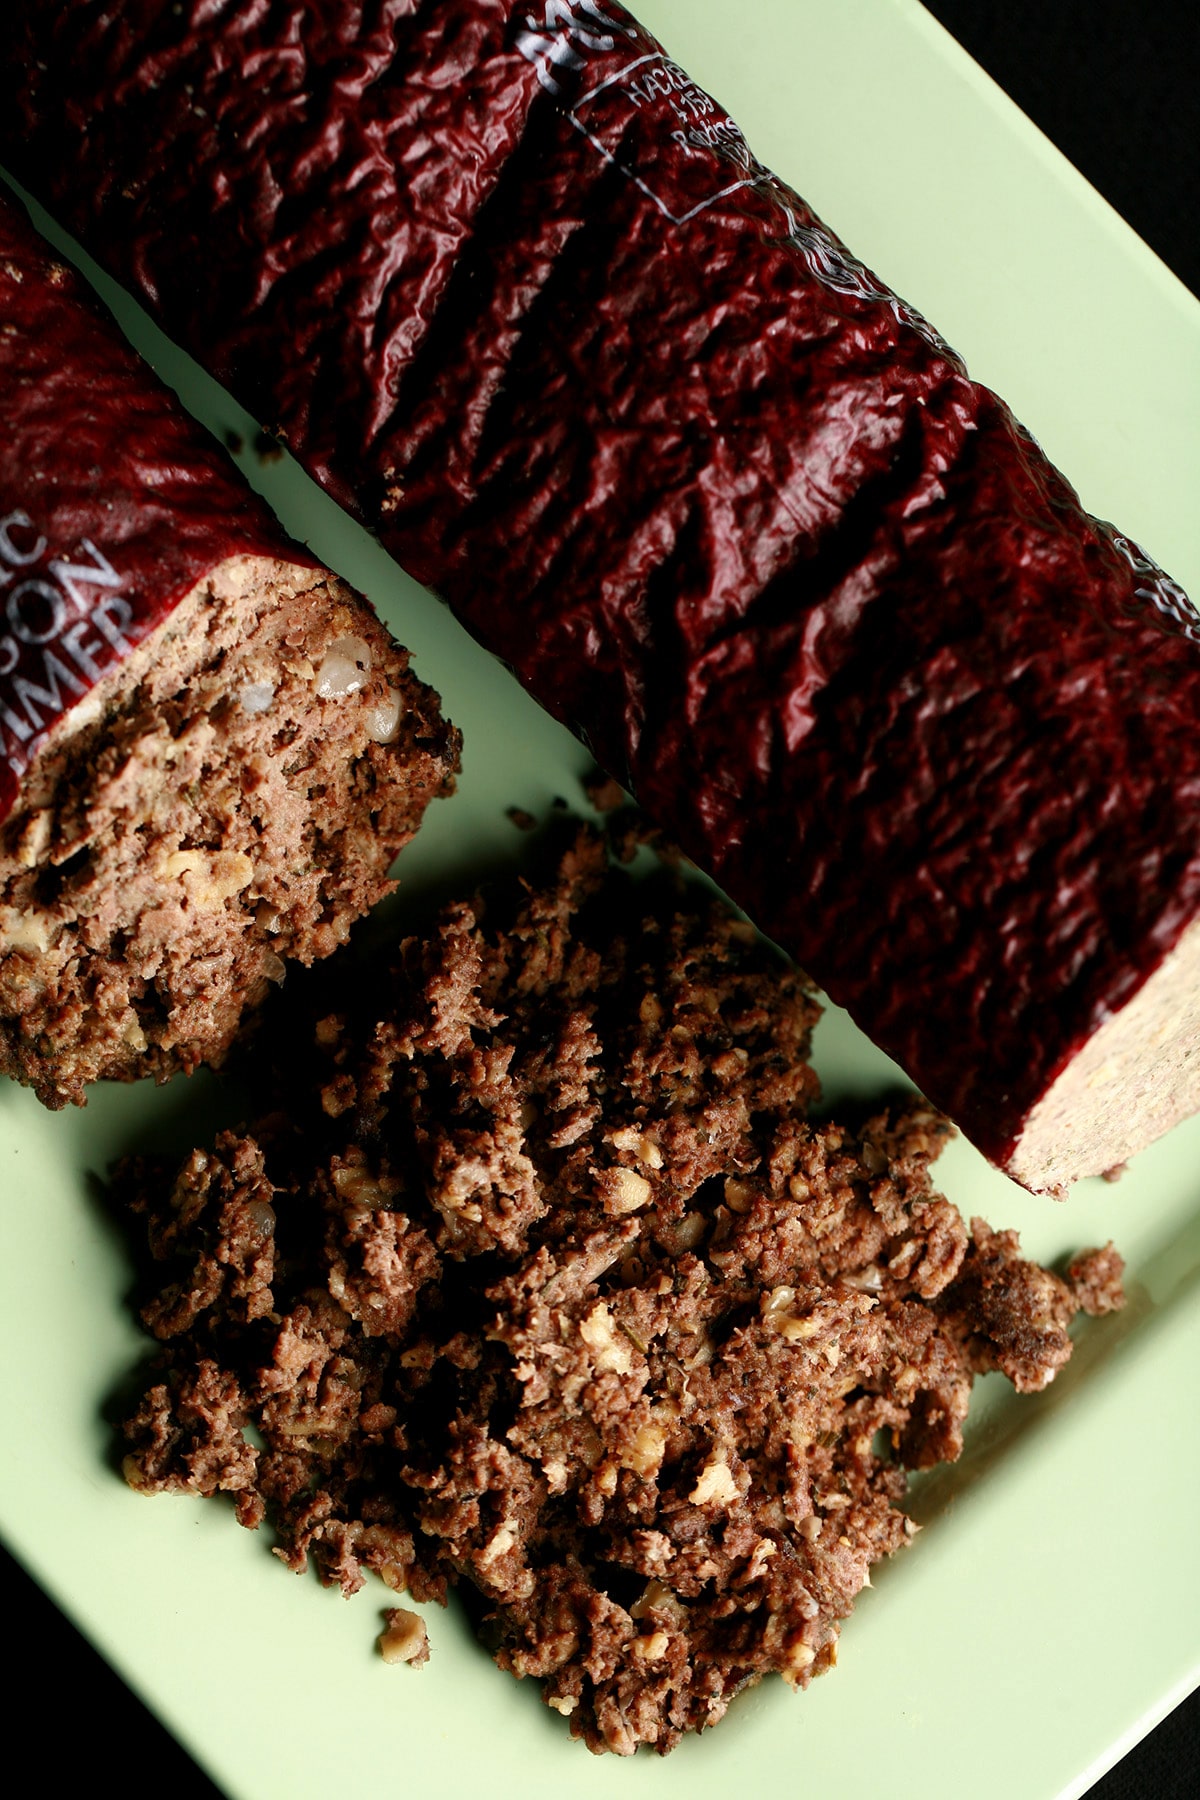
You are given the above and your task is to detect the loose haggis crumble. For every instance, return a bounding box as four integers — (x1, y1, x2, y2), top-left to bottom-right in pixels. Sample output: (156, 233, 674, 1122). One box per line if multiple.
(117, 827, 1122, 1753)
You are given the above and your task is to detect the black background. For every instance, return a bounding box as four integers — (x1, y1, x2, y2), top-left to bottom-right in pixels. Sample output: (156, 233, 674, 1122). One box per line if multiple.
(3, 3, 1197, 1794)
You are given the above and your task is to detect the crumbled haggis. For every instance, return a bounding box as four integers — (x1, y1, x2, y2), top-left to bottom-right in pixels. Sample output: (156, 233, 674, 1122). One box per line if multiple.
(116, 825, 1123, 1754)
(583, 770, 627, 814)
(252, 426, 285, 463)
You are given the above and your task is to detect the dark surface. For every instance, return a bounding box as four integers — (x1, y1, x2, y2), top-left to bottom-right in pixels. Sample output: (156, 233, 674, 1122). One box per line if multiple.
(924, 0, 1200, 300)
(2, 1, 1198, 1795)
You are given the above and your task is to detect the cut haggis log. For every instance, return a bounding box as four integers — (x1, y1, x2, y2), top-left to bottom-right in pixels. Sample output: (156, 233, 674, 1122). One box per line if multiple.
(3, 2, 1198, 1188)
(0, 190, 460, 1107)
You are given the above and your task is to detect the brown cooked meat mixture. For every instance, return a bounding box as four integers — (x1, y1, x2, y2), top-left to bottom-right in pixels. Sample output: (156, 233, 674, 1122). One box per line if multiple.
(0, 565, 459, 1106)
(117, 827, 1123, 1754)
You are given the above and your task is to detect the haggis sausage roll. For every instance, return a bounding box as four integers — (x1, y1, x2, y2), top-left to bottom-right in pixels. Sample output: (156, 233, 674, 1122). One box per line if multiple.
(4, 0, 1198, 1189)
(0, 188, 458, 1106)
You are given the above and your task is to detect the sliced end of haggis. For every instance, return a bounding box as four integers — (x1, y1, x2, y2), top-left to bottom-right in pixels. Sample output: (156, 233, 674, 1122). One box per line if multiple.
(0, 557, 459, 1106)
(1002, 918, 1200, 1194)
(115, 829, 1123, 1753)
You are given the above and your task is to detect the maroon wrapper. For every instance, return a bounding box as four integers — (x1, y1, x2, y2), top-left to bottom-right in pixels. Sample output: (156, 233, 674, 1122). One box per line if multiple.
(5, 1, 1199, 1180)
(0, 186, 317, 821)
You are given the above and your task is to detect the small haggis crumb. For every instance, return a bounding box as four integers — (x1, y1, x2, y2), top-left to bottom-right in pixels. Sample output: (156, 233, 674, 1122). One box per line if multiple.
(380, 1609, 430, 1667)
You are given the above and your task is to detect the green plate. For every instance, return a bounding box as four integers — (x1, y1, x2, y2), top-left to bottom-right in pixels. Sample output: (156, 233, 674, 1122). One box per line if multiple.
(2, 3, 1198, 1796)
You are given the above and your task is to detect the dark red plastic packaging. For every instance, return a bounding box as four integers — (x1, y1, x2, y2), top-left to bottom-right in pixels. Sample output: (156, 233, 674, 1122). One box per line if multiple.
(0, 185, 314, 821)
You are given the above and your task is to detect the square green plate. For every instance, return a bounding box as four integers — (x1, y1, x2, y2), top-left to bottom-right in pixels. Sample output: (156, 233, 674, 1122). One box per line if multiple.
(2, 3, 1198, 1796)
